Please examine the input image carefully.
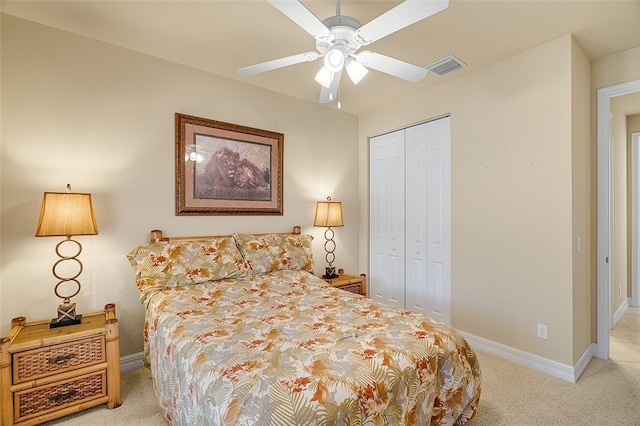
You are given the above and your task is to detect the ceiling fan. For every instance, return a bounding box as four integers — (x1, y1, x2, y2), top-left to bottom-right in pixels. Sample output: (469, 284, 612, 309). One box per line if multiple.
(238, 0, 449, 105)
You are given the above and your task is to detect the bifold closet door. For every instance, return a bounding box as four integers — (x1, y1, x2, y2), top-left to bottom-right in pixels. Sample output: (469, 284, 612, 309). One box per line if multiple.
(369, 129, 405, 308)
(405, 118, 451, 323)
(405, 123, 429, 315)
(369, 117, 451, 323)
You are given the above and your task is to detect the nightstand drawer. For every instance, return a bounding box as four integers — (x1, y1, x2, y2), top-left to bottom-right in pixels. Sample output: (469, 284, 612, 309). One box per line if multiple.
(13, 336, 105, 384)
(337, 282, 362, 294)
(14, 370, 107, 423)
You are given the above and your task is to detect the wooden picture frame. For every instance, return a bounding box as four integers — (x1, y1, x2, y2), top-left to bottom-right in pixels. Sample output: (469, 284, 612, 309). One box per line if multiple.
(175, 113, 284, 215)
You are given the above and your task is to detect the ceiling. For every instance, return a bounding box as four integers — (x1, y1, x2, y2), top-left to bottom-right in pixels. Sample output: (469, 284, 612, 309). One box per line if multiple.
(2, 0, 639, 115)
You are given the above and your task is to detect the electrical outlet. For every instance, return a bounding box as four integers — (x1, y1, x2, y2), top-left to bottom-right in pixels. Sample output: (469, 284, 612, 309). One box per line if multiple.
(537, 324, 548, 340)
(619, 285, 622, 296)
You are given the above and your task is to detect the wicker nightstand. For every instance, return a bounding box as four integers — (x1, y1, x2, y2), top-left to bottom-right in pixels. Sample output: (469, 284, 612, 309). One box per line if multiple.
(319, 271, 367, 297)
(0, 304, 121, 425)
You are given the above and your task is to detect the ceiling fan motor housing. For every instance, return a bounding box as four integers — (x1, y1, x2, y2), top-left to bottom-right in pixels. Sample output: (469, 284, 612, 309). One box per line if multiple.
(316, 15, 362, 56)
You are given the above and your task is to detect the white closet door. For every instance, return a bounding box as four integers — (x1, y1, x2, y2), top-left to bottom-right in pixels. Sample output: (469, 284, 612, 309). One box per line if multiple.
(405, 117, 451, 321)
(369, 117, 450, 323)
(424, 117, 451, 324)
(370, 129, 405, 308)
(405, 124, 429, 315)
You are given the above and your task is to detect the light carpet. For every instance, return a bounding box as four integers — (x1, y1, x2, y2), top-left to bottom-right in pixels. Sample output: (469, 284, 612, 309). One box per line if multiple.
(42, 349, 640, 425)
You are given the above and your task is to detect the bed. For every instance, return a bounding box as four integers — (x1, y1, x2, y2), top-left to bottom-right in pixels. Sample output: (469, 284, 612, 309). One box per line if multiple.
(127, 227, 481, 425)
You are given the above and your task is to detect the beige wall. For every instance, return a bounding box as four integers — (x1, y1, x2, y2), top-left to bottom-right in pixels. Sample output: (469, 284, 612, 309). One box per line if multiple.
(0, 15, 360, 356)
(570, 37, 592, 364)
(359, 36, 578, 364)
(592, 47, 640, 90)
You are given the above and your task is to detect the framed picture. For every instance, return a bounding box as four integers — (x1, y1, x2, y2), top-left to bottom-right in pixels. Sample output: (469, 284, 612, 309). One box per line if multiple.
(175, 113, 284, 215)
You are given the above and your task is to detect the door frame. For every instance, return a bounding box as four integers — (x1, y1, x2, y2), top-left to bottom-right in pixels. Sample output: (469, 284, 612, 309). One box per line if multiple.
(596, 79, 640, 360)
(632, 132, 639, 308)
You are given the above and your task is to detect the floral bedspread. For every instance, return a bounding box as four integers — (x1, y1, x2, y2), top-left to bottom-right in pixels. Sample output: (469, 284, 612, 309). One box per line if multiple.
(144, 270, 481, 425)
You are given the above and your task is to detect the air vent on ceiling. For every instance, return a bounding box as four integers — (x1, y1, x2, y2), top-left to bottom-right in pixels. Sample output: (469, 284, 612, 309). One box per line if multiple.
(426, 55, 465, 76)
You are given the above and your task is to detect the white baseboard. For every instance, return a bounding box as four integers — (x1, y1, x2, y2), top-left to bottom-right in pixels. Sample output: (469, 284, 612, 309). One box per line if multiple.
(120, 351, 144, 372)
(574, 343, 596, 381)
(612, 298, 630, 328)
(460, 332, 594, 383)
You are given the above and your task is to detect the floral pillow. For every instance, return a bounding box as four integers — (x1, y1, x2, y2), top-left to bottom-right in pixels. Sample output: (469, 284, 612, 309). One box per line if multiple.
(126, 237, 250, 299)
(233, 233, 314, 275)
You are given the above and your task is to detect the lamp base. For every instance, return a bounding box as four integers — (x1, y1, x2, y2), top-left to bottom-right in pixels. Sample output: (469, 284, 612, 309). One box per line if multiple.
(323, 266, 339, 279)
(50, 314, 82, 328)
(50, 301, 82, 328)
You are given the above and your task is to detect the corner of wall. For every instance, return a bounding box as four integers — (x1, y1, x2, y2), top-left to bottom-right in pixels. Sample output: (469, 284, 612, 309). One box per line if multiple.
(570, 34, 593, 363)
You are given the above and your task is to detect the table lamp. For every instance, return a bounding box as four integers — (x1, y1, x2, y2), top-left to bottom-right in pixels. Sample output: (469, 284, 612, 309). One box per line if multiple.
(35, 184, 98, 328)
(314, 196, 343, 279)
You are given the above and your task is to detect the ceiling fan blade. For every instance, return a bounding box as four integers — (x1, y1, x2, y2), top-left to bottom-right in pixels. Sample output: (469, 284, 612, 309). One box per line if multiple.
(268, 0, 333, 40)
(356, 0, 449, 45)
(319, 68, 343, 104)
(357, 51, 428, 83)
(238, 52, 319, 76)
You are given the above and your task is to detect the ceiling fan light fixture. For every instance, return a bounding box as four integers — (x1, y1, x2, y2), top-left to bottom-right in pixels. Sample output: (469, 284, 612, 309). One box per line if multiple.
(346, 60, 368, 85)
(324, 48, 345, 73)
(315, 67, 333, 88)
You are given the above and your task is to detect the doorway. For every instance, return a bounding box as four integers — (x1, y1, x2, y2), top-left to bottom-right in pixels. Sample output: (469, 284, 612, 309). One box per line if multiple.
(596, 80, 640, 360)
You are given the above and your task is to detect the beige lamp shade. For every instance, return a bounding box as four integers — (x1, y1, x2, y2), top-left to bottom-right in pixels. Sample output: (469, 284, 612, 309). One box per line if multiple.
(36, 191, 98, 237)
(314, 198, 343, 228)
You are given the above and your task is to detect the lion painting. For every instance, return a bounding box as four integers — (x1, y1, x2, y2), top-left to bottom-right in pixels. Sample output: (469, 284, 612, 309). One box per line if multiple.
(204, 147, 240, 189)
(233, 158, 268, 189)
